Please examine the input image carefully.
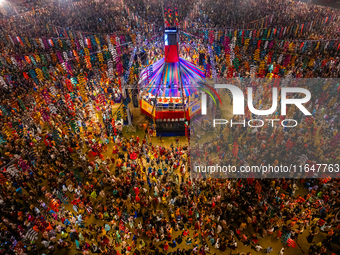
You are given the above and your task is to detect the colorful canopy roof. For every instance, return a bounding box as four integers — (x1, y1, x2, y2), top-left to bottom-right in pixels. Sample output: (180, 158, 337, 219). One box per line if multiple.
(139, 57, 205, 98)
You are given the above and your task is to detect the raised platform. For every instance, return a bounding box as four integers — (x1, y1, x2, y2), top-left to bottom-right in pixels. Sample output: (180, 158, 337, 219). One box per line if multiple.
(155, 120, 185, 136)
(140, 99, 201, 121)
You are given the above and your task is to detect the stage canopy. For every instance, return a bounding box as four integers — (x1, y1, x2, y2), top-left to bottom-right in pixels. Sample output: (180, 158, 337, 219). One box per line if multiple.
(138, 58, 205, 98)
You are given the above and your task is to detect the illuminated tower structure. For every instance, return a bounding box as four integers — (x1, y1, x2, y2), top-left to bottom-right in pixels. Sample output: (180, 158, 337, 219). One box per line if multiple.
(138, 27, 205, 136)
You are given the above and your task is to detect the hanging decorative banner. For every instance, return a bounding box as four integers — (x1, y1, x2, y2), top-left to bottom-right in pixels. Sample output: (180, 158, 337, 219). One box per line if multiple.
(207, 45, 217, 82)
(78, 38, 84, 48)
(73, 50, 79, 62)
(65, 94, 75, 114)
(0, 76, 9, 89)
(52, 129, 62, 145)
(98, 52, 104, 63)
(10, 57, 18, 67)
(35, 68, 44, 81)
(42, 67, 50, 80)
(17, 97, 27, 111)
(29, 70, 38, 84)
(41, 89, 52, 104)
(0, 105, 10, 116)
(29, 56, 37, 66)
(84, 56, 92, 69)
(49, 86, 58, 97)
(0, 134, 7, 145)
(6, 164, 20, 177)
(66, 62, 73, 75)
(65, 79, 73, 92)
(78, 73, 86, 88)
(63, 51, 69, 62)
(108, 60, 114, 79)
(38, 38, 45, 49)
(70, 77, 77, 87)
(40, 107, 50, 122)
(17, 157, 31, 174)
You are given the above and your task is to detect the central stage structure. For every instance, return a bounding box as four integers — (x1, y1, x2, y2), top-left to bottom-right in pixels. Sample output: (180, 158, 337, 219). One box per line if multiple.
(138, 27, 205, 136)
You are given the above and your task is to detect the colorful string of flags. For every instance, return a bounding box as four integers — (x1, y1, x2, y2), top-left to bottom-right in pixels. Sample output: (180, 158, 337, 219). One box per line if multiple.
(183, 27, 340, 47)
(181, 29, 340, 64)
(0, 34, 161, 88)
(1, 32, 133, 56)
(182, 32, 340, 80)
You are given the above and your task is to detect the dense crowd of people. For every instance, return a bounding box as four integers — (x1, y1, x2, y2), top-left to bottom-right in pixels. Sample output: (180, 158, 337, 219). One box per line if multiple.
(0, 0, 339, 255)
